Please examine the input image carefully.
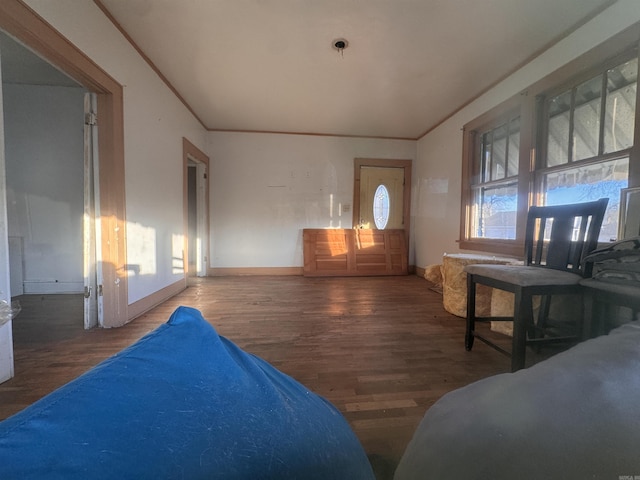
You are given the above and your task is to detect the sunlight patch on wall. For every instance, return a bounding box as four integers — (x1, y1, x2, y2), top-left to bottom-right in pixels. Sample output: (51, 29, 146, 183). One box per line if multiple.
(418, 178, 449, 219)
(126, 222, 156, 275)
(172, 233, 185, 274)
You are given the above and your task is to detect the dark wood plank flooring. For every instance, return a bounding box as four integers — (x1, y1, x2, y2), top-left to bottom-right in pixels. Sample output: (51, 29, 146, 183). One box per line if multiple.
(1, 275, 526, 477)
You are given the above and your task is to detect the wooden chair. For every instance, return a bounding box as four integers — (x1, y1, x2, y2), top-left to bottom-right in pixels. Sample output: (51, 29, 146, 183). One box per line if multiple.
(464, 198, 609, 371)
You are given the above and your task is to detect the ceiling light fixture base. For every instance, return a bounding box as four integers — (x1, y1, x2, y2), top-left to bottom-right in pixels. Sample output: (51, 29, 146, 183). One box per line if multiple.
(332, 38, 349, 52)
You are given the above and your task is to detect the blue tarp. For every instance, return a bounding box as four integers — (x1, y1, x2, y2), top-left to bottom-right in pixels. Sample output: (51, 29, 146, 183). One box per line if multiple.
(0, 306, 374, 479)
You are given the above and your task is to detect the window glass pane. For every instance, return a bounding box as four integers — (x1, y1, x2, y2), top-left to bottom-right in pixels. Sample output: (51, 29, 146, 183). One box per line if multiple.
(491, 124, 507, 180)
(541, 157, 628, 242)
(604, 58, 637, 153)
(470, 183, 517, 239)
(547, 90, 572, 166)
(481, 132, 492, 182)
(507, 117, 520, 177)
(373, 184, 390, 229)
(573, 75, 602, 161)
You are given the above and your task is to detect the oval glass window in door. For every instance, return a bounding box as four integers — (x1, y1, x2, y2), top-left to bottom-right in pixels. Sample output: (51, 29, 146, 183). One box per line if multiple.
(373, 184, 390, 229)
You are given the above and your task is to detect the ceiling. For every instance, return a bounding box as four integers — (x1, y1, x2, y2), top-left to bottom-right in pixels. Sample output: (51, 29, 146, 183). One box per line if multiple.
(4, 1, 620, 139)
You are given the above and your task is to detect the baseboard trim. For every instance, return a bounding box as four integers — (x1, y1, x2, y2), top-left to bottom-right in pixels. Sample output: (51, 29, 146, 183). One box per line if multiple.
(22, 282, 83, 295)
(208, 267, 303, 276)
(209, 266, 417, 276)
(127, 279, 186, 321)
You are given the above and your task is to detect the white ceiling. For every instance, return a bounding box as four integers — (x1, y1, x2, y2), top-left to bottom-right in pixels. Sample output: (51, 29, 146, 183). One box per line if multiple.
(98, 1, 616, 138)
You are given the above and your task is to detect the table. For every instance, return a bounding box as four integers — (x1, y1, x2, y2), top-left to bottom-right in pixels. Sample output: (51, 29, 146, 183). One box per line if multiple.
(580, 279, 640, 338)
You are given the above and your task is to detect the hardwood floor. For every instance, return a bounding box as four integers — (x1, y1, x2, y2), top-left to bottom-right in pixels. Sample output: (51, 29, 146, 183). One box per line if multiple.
(1, 275, 522, 477)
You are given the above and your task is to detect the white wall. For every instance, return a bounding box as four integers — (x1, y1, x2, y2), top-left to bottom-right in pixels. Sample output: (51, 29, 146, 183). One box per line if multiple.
(24, 0, 208, 305)
(207, 132, 416, 269)
(3, 84, 85, 294)
(414, 0, 640, 269)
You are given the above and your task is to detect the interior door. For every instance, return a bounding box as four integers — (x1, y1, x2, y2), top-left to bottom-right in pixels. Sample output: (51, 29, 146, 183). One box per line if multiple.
(83, 93, 103, 329)
(0, 45, 14, 383)
(358, 166, 405, 229)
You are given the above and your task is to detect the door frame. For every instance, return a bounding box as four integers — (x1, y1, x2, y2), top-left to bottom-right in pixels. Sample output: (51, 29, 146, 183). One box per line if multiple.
(0, 1, 128, 327)
(353, 158, 412, 248)
(183, 137, 210, 278)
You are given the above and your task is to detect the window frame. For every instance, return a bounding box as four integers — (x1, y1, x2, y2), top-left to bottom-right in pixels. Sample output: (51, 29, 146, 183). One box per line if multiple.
(459, 25, 640, 257)
(459, 95, 530, 257)
(536, 49, 637, 170)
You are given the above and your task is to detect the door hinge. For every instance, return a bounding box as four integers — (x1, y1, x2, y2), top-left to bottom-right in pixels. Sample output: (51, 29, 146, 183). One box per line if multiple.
(85, 112, 97, 125)
(98, 284, 104, 296)
(84, 286, 92, 298)
(204, 172, 208, 179)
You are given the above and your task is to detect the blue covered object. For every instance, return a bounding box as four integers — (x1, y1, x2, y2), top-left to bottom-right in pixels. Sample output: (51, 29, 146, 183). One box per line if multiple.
(0, 306, 374, 479)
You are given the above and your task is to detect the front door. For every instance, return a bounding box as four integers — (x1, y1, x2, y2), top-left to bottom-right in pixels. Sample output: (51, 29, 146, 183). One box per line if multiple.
(354, 158, 412, 242)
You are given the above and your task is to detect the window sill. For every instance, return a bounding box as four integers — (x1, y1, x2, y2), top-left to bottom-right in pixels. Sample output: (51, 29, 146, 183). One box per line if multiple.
(457, 239, 523, 259)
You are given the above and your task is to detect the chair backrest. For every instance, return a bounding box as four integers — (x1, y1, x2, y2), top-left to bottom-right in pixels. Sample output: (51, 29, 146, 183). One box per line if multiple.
(524, 198, 609, 276)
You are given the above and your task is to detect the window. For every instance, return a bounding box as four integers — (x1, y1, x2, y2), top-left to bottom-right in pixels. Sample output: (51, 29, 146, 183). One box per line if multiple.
(468, 115, 520, 240)
(373, 184, 390, 229)
(539, 57, 637, 241)
(461, 35, 639, 255)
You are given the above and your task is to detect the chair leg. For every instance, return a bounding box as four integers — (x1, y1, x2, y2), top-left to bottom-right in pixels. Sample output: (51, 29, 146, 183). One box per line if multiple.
(594, 299, 607, 336)
(534, 295, 552, 339)
(511, 288, 531, 372)
(465, 274, 476, 351)
(582, 291, 594, 340)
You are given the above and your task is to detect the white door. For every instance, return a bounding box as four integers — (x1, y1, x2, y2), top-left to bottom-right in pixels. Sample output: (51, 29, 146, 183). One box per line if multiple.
(0, 46, 15, 383)
(83, 93, 103, 329)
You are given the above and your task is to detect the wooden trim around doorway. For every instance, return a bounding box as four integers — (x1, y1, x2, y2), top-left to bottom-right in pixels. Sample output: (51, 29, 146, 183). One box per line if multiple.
(0, 0, 128, 327)
(183, 137, 210, 278)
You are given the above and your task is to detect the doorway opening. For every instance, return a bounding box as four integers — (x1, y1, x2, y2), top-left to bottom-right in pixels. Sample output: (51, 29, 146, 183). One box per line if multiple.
(1, 32, 90, 358)
(183, 138, 210, 280)
(0, 1, 128, 383)
(0, 0, 128, 331)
